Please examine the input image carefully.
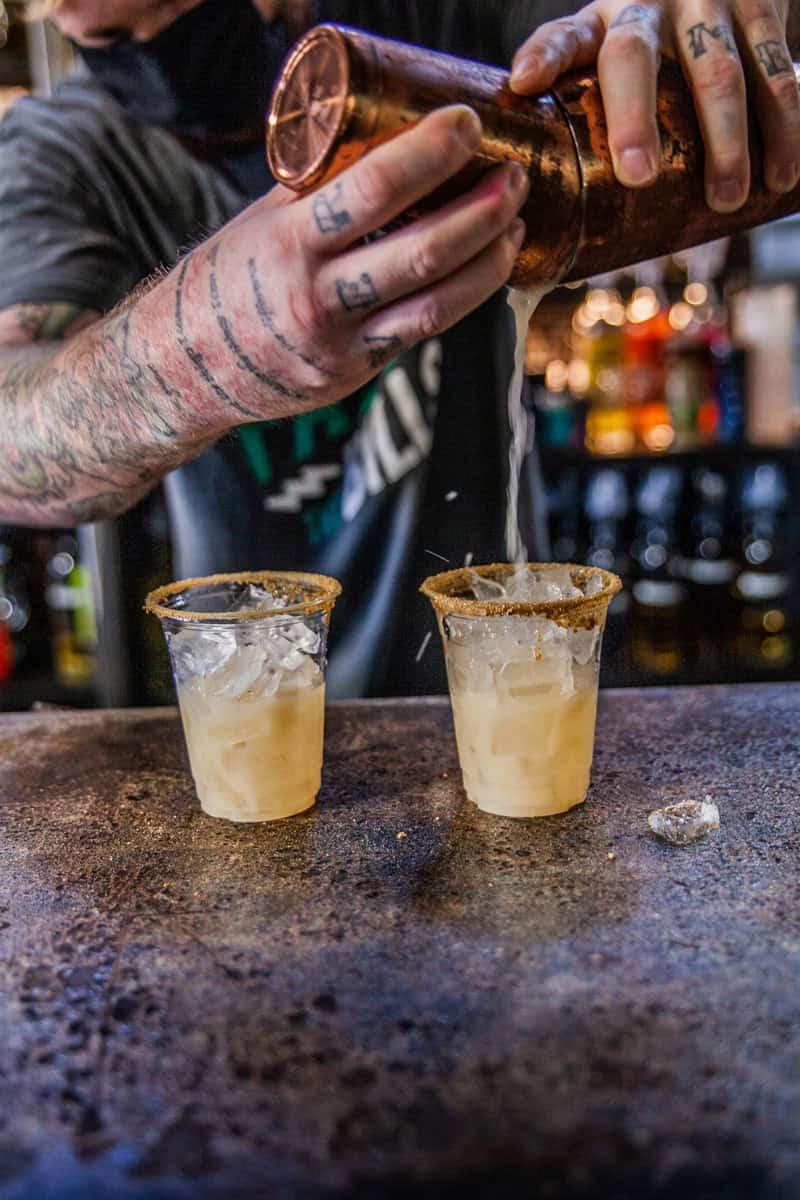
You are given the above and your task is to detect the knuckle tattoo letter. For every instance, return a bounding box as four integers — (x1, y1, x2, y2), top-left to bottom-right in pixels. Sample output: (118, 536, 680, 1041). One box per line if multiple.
(313, 182, 353, 235)
(754, 40, 792, 77)
(610, 6, 649, 30)
(363, 333, 403, 369)
(336, 273, 380, 312)
(686, 22, 736, 59)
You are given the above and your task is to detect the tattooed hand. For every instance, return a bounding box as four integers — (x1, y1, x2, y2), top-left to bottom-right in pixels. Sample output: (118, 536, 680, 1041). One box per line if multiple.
(157, 104, 527, 420)
(0, 105, 529, 526)
(509, 0, 798, 213)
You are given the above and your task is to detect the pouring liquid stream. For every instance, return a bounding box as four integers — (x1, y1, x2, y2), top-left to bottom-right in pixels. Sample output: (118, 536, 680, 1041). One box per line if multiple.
(505, 286, 550, 567)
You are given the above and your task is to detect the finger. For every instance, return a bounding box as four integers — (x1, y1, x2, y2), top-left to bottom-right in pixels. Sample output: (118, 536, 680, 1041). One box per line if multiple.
(674, 2, 750, 210)
(355, 221, 526, 361)
(316, 162, 529, 322)
(510, 10, 605, 93)
(735, 0, 800, 192)
(297, 105, 483, 255)
(596, 4, 662, 186)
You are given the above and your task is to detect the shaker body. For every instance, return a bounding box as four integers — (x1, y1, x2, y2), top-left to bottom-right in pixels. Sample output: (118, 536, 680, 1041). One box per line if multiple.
(267, 24, 800, 287)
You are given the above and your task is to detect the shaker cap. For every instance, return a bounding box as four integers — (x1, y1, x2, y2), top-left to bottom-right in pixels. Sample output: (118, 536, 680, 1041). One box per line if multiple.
(267, 25, 353, 190)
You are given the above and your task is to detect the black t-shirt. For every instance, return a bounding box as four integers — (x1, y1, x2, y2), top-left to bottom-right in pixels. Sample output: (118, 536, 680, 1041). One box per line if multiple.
(0, 7, 554, 696)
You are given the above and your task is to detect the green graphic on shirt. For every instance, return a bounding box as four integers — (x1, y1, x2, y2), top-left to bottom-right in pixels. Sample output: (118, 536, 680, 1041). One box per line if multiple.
(237, 425, 273, 484)
(292, 403, 352, 463)
(304, 487, 345, 546)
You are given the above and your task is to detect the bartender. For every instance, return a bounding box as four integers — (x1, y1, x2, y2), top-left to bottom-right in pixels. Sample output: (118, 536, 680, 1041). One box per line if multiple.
(0, 0, 795, 695)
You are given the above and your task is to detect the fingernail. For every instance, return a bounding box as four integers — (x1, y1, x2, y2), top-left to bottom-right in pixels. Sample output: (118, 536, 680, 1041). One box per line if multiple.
(507, 162, 530, 197)
(509, 217, 526, 246)
(510, 53, 541, 86)
(712, 179, 745, 210)
(617, 147, 657, 186)
(774, 161, 798, 192)
(455, 107, 483, 149)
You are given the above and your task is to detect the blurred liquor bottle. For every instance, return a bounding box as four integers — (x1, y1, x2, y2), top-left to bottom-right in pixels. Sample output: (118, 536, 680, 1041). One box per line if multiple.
(733, 462, 795, 672)
(584, 467, 631, 678)
(583, 316, 633, 457)
(0, 527, 32, 686)
(623, 288, 674, 454)
(628, 466, 687, 679)
(733, 286, 797, 447)
(45, 532, 99, 691)
(712, 336, 746, 445)
(546, 467, 584, 563)
(676, 468, 739, 674)
(0, 527, 55, 695)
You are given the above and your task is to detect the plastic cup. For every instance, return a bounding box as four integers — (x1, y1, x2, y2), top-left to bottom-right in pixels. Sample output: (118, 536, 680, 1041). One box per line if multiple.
(145, 571, 341, 823)
(420, 563, 621, 818)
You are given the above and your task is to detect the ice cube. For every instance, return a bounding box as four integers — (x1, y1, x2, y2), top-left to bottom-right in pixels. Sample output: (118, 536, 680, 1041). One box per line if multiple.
(167, 627, 238, 682)
(537, 565, 582, 600)
(468, 571, 507, 601)
(210, 643, 269, 699)
(648, 798, 720, 846)
(280, 656, 321, 690)
(569, 626, 600, 666)
(233, 583, 286, 612)
(274, 620, 321, 656)
(263, 632, 302, 673)
(488, 566, 583, 604)
(582, 574, 604, 597)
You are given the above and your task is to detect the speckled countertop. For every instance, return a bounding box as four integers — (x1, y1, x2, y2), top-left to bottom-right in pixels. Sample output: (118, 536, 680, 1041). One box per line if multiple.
(0, 686, 798, 1200)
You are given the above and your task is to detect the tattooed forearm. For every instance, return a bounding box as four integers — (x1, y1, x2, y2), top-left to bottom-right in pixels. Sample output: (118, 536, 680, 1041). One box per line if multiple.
(364, 333, 403, 370)
(0, 231, 343, 525)
(755, 40, 793, 77)
(174, 253, 242, 414)
(207, 245, 305, 409)
(610, 5, 649, 29)
(313, 182, 353, 235)
(687, 22, 736, 59)
(336, 273, 380, 312)
(0, 303, 98, 347)
(0, 324, 181, 524)
(0, 271, 238, 524)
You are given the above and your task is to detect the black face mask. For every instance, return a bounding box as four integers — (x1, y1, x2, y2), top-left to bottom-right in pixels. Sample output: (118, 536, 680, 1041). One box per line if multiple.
(77, 0, 289, 136)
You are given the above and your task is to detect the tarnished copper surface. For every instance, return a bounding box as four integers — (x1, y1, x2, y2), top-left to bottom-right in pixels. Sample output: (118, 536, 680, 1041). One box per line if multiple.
(266, 24, 582, 285)
(1, 690, 800, 1195)
(268, 26, 355, 191)
(268, 28, 800, 288)
(554, 58, 800, 283)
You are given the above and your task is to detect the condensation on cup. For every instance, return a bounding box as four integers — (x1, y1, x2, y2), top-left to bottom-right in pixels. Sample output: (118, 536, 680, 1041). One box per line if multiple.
(421, 563, 622, 818)
(145, 571, 341, 823)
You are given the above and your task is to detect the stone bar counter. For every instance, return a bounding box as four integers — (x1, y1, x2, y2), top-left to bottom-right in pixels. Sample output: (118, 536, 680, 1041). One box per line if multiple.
(0, 686, 798, 1199)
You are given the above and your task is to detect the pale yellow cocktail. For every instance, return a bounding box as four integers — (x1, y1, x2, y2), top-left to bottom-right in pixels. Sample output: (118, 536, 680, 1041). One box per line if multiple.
(421, 564, 620, 818)
(146, 570, 341, 823)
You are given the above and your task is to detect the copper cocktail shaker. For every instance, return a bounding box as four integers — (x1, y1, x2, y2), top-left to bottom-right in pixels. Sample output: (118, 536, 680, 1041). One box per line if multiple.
(266, 23, 800, 287)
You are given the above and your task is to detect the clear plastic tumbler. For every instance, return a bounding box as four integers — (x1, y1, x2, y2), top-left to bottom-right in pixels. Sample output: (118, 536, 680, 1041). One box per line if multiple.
(145, 571, 341, 822)
(421, 563, 621, 818)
